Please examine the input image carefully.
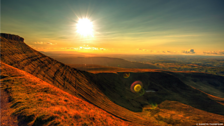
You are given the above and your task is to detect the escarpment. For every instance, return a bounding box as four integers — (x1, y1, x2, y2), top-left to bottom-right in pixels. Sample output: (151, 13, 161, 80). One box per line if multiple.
(1, 33, 224, 126)
(0, 33, 152, 125)
(0, 33, 24, 42)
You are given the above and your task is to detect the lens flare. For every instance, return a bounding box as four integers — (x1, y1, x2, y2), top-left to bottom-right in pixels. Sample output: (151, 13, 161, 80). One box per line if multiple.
(130, 81, 143, 93)
(138, 88, 145, 96)
(134, 84, 142, 92)
(149, 103, 158, 110)
(123, 72, 130, 78)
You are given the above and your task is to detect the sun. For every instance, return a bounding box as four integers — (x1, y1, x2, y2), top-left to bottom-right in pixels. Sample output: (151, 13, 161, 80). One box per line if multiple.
(76, 18, 94, 37)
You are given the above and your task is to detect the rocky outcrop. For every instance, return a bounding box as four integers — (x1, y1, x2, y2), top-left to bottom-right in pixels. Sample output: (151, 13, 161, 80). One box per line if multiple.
(0, 33, 24, 42)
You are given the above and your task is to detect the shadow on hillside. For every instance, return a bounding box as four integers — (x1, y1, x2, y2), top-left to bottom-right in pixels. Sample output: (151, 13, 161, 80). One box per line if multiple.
(88, 71, 224, 116)
(173, 72, 224, 98)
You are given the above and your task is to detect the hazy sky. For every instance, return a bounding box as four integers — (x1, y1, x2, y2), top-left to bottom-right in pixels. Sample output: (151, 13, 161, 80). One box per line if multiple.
(1, 0, 224, 55)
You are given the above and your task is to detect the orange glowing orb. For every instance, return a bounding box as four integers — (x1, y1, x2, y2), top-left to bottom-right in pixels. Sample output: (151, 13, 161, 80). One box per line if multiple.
(130, 81, 143, 93)
(134, 84, 142, 92)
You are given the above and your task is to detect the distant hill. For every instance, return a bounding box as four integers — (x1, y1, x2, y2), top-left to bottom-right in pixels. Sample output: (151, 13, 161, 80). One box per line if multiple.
(1, 33, 224, 125)
(52, 56, 160, 69)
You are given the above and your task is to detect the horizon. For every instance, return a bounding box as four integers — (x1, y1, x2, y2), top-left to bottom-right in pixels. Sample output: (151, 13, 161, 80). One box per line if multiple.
(1, 0, 224, 56)
(1, 0, 224, 123)
(39, 50, 224, 57)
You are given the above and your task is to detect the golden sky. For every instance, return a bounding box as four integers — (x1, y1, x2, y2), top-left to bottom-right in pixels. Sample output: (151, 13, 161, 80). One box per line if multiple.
(1, 0, 224, 55)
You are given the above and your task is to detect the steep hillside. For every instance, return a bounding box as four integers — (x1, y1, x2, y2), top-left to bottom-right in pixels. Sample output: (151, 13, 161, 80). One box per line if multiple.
(1, 33, 224, 125)
(170, 72, 224, 98)
(0, 33, 155, 125)
(0, 61, 134, 126)
(90, 71, 224, 114)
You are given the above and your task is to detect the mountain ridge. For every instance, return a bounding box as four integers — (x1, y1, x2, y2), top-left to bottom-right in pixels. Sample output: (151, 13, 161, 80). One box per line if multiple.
(0, 33, 24, 42)
(50, 56, 160, 69)
(0, 33, 154, 125)
(1, 33, 224, 125)
(0, 61, 137, 126)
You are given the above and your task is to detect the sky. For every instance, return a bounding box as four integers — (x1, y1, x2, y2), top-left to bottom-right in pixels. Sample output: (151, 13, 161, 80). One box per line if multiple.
(1, 0, 224, 55)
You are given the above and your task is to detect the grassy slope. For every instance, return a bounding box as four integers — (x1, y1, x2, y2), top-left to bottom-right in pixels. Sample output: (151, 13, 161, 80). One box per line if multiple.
(2, 61, 224, 126)
(1, 88, 18, 126)
(0, 35, 156, 125)
(73, 64, 224, 99)
(0, 61, 135, 126)
(1, 34, 224, 125)
(40, 63, 224, 125)
(69, 65, 224, 125)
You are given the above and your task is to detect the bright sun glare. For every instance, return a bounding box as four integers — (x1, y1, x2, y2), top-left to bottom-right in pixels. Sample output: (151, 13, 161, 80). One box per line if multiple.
(76, 18, 94, 37)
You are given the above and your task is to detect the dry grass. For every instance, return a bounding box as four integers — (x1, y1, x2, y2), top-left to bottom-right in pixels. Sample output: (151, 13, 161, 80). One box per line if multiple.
(1, 62, 134, 126)
(2, 34, 224, 126)
(1, 61, 224, 126)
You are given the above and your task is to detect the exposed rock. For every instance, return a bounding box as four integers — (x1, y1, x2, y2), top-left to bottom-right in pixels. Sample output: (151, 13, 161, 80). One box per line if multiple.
(0, 33, 24, 42)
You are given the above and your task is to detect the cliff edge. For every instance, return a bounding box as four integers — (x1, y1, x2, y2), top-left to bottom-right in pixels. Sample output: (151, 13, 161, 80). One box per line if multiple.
(0, 33, 24, 42)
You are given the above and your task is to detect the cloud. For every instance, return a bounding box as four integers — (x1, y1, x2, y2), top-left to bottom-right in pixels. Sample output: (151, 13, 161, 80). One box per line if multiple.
(203, 51, 217, 54)
(100, 48, 105, 51)
(47, 42, 57, 45)
(79, 46, 100, 50)
(66, 47, 77, 50)
(182, 49, 195, 54)
(158, 50, 179, 53)
(64, 46, 102, 51)
(219, 51, 224, 54)
(34, 42, 44, 44)
(92, 47, 99, 50)
(137, 49, 180, 53)
(34, 42, 57, 45)
(137, 48, 148, 51)
(203, 50, 224, 55)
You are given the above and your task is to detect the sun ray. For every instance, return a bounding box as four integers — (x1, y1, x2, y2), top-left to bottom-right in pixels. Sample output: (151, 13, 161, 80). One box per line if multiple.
(76, 18, 94, 37)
